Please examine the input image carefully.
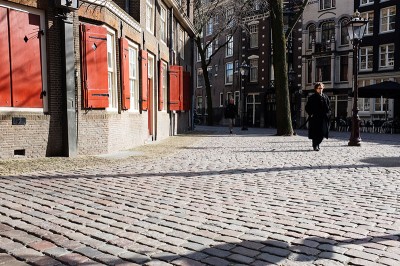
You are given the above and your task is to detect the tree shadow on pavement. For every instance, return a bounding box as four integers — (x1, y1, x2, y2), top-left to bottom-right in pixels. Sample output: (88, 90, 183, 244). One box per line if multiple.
(2, 232, 399, 265)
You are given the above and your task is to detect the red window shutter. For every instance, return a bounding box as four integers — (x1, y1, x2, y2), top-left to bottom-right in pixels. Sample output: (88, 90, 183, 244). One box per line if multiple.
(183, 71, 191, 111)
(140, 50, 148, 111)
(80, 24, 108, 109)
(120, 38, 130, 110)
(9, 10, 42, 108)
(0, 7, 11, 107)
(158, 61, 164, 111)
(169, 65, 183, 111)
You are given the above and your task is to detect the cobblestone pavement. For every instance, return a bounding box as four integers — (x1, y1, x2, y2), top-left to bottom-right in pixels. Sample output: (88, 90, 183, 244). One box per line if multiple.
(1, 126, 400, 266)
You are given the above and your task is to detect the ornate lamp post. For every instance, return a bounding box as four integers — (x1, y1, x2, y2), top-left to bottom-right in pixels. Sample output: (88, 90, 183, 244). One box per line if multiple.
(240, 61, 250, 130)
(347, 11, 368, 146)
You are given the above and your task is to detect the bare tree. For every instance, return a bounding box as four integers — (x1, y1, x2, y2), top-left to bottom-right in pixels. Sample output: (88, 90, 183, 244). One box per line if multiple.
(194, 0, 308, 131)
(193, 0, 266, 125)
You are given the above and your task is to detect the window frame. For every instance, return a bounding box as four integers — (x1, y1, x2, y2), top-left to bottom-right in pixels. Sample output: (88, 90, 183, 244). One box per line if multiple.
(146, 0, 154, 34)
(249, 24, 259, 48)
(359, 46, 373, 71)
(315, 56, 331, 82)
(226, 35, 233, 57)
(106, 27, 118, 110)
(161, 61, 168, 111)
(307, 24, 316, 50)
(319, 0, 335, 11)
(361, 11, 374, 36)
(249, 59, 258, 82)
(379, 43, 394, 69)
(160, 5, 167, 43)
(225, 62, 233, 85)
(128, 41, 140, 111)
(178, 26, 185, 59)
(380, 6, 396, 33)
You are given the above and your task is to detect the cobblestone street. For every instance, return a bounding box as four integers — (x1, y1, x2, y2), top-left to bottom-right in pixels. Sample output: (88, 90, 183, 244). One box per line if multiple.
(1, 126, 400, 266)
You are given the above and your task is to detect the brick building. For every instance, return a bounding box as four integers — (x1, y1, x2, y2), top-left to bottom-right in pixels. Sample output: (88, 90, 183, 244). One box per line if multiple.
(0, 0, 195, 158)
(194, 1, 302, 129)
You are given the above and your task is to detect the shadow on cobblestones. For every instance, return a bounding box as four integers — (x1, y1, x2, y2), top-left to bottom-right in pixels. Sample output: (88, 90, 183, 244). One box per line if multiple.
(1, 235, 399, 265)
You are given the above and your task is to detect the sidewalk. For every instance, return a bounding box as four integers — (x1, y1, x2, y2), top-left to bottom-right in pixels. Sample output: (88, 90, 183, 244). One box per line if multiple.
(1, 126, 400, 266)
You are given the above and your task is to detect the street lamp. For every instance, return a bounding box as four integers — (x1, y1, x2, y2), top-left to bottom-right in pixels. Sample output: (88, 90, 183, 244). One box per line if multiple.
(240, 60, 250, 130)
(347, 10, 368, 146)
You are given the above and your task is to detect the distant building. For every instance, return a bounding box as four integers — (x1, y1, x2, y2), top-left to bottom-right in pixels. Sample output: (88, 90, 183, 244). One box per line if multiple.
(301, 0, 354, 125)
(194, 0, 302, 128)
(355, 0, 399, 121)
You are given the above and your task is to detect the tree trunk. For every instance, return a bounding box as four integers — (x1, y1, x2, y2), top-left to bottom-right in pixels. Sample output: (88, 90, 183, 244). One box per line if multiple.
(195, 37, 214, 126)
(270, 0, 294, 136)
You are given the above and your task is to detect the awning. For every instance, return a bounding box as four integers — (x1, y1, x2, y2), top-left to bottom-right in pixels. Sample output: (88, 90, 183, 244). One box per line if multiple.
(358, 81, 400, 98)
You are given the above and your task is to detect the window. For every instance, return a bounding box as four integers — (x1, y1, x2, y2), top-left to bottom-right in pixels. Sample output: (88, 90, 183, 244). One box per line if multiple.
(219, 93, 224, 107)
(249, 24, 258, 48)
(161, 61, 168, 111)
(207, 66, 213, 82)
(226, 8, 234, 28)
(214, 65, 218, 76)
(178, 27, 184, 59)
(146, 0, 154, 33)
(160, 5, 167, 43)
(226, 35, 233, 57)
(361, 11, 374, 36)
(250, 59, 258, 82)
(339, 56, 348, 82)
(0, 5, 47, 109)
(358, 98, 370, 111)
(321, 21, 335, 44)
(234, 60, 239, 72)
(128, 43, 139, 110)
(206, 44, 212, 60)
(361, 0, 373, 5)
(196, 96, 203, 111)
(315, 57, 331, 82)
(225, 62, 233, 84)
(374, 97, 386, 112)
(206, 18, 213, 35)
(307, 59, 312, 84)
(379, 44, 394, 68)
(319, 0, 335, 10)
(107, 29, 117, 109)
(339, 18, 349, 45)
(307, 24, 316, 50)
(380, 6, 396, 33)
(197, 68, 203, 88)
(360, 47, 373, 70)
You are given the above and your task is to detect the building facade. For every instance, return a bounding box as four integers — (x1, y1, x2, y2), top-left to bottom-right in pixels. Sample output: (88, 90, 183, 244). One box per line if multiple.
(194, 1, 302, 129)
(356, 0, 399, 121)
(301, 0, 399, 125)
(301, 0, 354, 125)
(0, 0, 195, 158)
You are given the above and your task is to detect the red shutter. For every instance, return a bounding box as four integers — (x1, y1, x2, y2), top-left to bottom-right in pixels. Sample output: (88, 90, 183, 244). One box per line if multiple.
(183, 71, 191, 111)
(80, 24, 108, 109)
(120, 38, 130, 110)
(9, 10, 42, 107)
(158, 61, 164, 111)
(140, 50, 148, 111)
(0, 7, 11, 107)
(169, 65, 183, 111)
